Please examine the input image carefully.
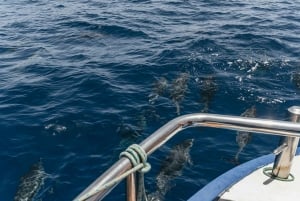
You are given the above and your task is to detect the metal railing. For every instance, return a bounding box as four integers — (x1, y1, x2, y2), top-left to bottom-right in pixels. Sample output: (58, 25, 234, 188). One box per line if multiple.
(272, 106, 300, 178)
(74, 106, 300, 201)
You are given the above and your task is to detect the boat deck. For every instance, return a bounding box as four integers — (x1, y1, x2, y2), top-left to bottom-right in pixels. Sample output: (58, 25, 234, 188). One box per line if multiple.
(219, 155, 300, 201)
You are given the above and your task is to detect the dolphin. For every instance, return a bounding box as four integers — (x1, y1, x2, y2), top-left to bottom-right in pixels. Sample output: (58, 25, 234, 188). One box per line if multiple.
(116, 122, 142, 150)
(234, 106, 257, 163)
(292, 72, 300, 89)
(148, 139, 194, 201)
(14, 159, 46, 201)
(149, 77, 169, 104)
(199, 76, 218, 113)
(170, 73, 189, 115)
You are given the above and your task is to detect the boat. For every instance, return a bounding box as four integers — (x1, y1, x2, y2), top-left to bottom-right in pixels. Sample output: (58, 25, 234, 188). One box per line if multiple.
(73, 106, 300, 201)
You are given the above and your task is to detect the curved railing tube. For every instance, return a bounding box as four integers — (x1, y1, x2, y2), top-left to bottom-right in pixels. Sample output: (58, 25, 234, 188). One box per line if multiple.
(74, 113, 300, 201)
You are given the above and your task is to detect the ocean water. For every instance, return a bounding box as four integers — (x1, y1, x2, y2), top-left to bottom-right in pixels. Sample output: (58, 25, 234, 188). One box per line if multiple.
(1, 0, 300, 200)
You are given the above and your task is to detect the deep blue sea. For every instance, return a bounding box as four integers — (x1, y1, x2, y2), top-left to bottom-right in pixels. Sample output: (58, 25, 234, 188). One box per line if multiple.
(1, 0, 300, 200)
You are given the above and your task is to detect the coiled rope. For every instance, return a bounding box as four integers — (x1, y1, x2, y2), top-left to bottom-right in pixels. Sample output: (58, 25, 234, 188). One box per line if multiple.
(120, 144, 151, 201)
(77, 144, 151, 201)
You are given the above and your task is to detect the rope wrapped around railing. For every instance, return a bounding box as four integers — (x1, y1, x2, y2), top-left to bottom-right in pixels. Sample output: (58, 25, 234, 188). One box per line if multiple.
(76, 144, 151, 201)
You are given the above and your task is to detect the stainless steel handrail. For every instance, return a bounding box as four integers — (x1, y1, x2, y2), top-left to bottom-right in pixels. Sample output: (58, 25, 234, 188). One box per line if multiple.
(272, 106, 300, 178)
(74, 112, 300, 201)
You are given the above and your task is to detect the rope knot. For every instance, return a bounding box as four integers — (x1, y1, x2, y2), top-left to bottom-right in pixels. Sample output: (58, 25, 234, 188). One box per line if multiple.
(120, 144, 151, 173)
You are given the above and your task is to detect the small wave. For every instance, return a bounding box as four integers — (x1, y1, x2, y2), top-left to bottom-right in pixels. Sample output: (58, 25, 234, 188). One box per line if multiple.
(154, 49, 184, 63)
(0, 46, 17, 55)
(127, 0, 151, 3)
(233, 34, 291, 54)
(59, 20, 149, 39)
(99, 25, 150, 38)
(58, 20, 99, 30)
(54, 4, 65, 8)
(65, 54, 90, 62)
(188, 38, 220, 51)
(221, 24, 252, 31)
(233, 33, 261, 41)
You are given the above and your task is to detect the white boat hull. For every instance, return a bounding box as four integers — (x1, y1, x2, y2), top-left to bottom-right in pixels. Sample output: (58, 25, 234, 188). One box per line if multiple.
(188, 149, 300, 201)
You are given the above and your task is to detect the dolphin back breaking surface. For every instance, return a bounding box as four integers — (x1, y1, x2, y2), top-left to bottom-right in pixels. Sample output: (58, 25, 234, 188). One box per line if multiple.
(170, 73, 189, 115)
(200, 76, 218, 113)
(14, 159, 46, 201)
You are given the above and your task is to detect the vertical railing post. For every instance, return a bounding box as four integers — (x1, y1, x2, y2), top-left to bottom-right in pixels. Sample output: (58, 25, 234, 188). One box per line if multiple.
(272, 106, 300, 178)
(126, 173, 136, 201)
